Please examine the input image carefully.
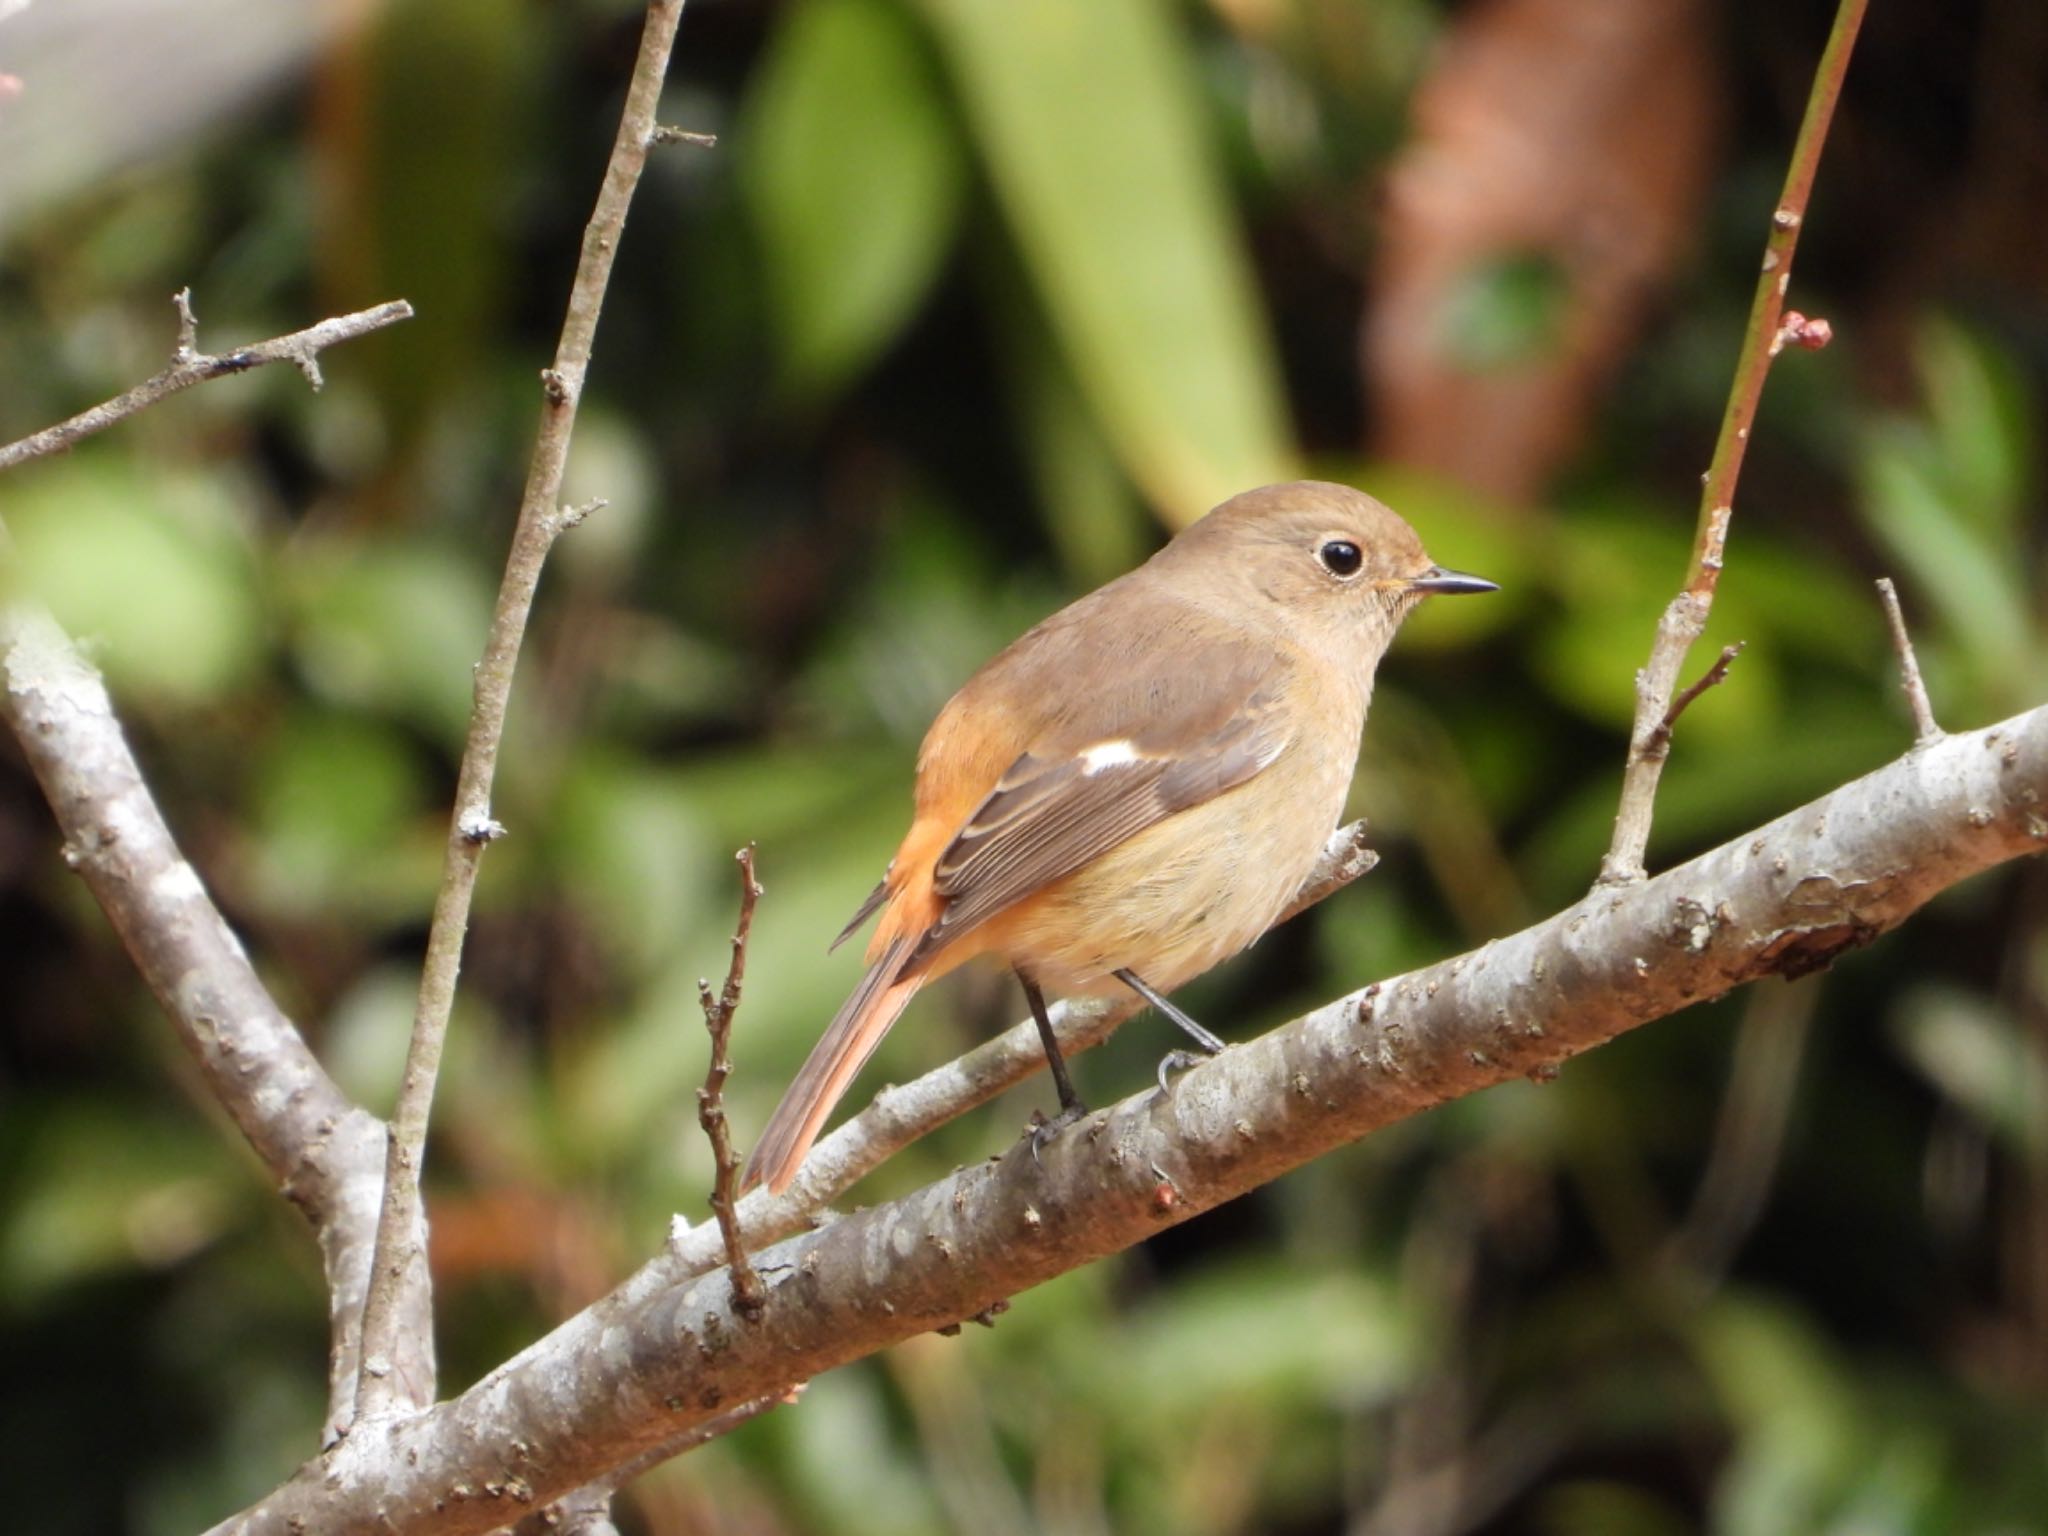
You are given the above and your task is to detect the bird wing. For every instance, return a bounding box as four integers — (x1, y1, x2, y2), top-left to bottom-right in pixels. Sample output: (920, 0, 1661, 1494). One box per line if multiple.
(906, 629, 1296, 964)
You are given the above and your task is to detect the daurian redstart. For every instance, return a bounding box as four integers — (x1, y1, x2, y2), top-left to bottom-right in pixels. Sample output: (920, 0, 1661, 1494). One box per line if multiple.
(744, 480, 1495, 1193)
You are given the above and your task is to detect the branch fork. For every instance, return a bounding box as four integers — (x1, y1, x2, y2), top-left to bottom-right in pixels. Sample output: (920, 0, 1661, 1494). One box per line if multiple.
(1598, 0, 1869, 886)
(0, 289, 413, 473)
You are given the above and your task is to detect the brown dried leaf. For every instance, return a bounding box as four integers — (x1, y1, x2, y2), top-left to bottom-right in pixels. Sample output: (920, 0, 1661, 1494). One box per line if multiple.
(1365, 0, 1720, 504)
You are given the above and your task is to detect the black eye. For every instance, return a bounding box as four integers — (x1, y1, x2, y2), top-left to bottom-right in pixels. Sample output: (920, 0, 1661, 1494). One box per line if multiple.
(1318, 539, 1363, 578)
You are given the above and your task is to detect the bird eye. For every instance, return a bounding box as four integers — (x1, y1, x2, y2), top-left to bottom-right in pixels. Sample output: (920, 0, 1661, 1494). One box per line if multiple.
(1318, 539, 1363, 578)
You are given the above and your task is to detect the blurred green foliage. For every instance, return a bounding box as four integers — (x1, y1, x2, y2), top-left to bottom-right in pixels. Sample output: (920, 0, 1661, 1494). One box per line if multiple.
(2, 1, 2046, 1533)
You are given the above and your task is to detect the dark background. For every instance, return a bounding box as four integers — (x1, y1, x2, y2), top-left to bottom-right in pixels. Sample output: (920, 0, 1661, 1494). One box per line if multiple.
(2, 0, 2045, 1531)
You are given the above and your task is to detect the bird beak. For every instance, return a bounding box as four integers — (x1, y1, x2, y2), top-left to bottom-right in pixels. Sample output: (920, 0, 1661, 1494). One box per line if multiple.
(1408, 565, 1499, 596)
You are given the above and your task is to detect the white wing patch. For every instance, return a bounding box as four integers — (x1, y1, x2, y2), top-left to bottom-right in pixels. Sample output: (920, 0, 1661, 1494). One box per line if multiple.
(1080, 740, 1141, 774)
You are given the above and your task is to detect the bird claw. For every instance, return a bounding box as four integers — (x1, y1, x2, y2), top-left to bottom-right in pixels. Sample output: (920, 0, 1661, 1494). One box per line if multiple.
(1153, 1048, 1211, 1100)
(1028, 1102, 1089, 1167)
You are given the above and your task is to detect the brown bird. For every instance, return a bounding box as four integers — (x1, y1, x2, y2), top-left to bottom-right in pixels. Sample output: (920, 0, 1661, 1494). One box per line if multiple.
(744, 480, 1495, 1194)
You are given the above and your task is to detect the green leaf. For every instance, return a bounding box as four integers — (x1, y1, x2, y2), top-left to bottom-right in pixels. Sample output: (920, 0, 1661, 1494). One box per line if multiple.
(1860, 427, 2031, 677)
(1117, 1260, 1413, 1413)
(4, 454, 262, 703)
(921, 0, 1297, 518)
(285, 535, 495, 744)
(356, 0, 535, 429)
(742, 0, 966, 396)
(1891, 986, 2048, 1160)
(1439, 251, 1571, 370)
(1914, 317, 2034, 534)
(0, 1100, 238, 1302)
(248, 709, 438, 920)
(552, 753, 716, 977)
(992, 265, 1152, 586)
(1690, 1296, 1861, 1536)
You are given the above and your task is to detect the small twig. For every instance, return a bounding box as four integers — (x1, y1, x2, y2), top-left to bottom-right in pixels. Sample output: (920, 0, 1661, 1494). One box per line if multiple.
(549, 496, 608, 537)
(171, 287, 201, 363)
(1876, 577, 1942, 744)
(1597, 0, 1868, 886)
(0, 291, 414, 473)
(698, 845, 767, 1318)
(649, 124, 718, 148)
(1645, 643, 1745, 758)
(352, 0, 692, 1426)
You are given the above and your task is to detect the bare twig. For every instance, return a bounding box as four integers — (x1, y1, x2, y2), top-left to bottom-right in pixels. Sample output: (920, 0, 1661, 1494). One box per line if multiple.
(216, 704, 2048, 1536)
(1598, 0, 1868, 885)
(0, 291, 413, 472)
(650, 125, 718, 148)
(351, 0, 692, 1425)
(1645, 642, 1746, 758)
(1876, 577, 1942, 743)
(698, 846, 767, 1318)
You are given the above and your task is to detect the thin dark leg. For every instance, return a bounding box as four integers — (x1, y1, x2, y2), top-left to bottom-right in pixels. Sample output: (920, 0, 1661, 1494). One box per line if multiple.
(1018, 969, 1084, 1114)
(1113, 968, 1226, 1055)
(1018, 969, 1088, 1166)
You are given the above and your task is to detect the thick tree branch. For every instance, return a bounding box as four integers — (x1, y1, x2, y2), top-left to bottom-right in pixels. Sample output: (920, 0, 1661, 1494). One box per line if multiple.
(351, 0, 693, 1423)
(0, 292, 413, 472)
(217, 704, 2048, 1536)
(1599, 0, 1867, 883)
(0, 607, 432, 1436)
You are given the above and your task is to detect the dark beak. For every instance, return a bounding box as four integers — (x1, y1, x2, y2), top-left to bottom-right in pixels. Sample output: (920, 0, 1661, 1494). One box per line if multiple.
(1408, 565, 1498, 596)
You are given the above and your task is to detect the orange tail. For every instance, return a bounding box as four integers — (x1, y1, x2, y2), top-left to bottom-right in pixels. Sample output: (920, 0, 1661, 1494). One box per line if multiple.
(742, 938, 925, 1195)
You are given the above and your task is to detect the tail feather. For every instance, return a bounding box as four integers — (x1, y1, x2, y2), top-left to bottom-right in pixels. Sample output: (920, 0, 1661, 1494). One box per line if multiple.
(742, 938, 925, 1195)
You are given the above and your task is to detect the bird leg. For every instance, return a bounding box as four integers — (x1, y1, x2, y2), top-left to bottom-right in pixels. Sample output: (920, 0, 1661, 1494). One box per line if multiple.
(1018, 969, 1088, 1163)
(1114, 968, 1225, 1101)
(1113, 968, 1226, 1054)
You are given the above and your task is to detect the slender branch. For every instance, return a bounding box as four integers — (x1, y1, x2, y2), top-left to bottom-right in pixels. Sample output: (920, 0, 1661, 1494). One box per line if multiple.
(1876, 577, 1942, 743)
(1598, 0, 1868, 884)
(0, 606, 430, 1437)
(697, 846, 767, 1318)
(214, 703, 2048, 1536)
(0, 291, 413, 472)
(351, 0, 694, 1424)
(1645, 642, 1745, 758)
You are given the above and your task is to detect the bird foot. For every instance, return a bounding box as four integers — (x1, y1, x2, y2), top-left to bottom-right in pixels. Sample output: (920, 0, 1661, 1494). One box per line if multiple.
(1028, 1101, 1090, 1167)
(1152, 1048, 1213, 1100)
